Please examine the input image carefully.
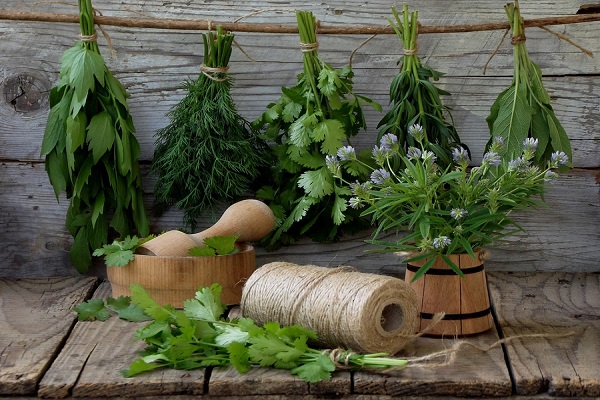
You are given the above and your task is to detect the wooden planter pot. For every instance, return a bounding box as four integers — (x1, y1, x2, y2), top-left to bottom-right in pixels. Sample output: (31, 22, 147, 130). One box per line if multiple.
(405, 251, 493, 337)
(107, 243, 255, 307)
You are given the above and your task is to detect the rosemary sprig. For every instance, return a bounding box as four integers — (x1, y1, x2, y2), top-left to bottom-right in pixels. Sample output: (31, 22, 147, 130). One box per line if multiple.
(41, 0, 149, 272)
(377, 5, 468, 167)
(151, 27, 269, 230)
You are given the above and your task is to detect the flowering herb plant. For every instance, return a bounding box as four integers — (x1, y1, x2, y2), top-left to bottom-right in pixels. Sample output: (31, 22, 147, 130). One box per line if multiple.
(328, 124, 568, 281)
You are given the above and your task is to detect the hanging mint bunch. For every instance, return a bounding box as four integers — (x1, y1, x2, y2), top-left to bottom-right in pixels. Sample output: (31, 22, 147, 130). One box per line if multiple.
(253, 11, 381, 249)
(486, 0, 572, 169)
(152, 26, 269, 231)
(41, 0, 149, 273)
(377, 5, 467, 168)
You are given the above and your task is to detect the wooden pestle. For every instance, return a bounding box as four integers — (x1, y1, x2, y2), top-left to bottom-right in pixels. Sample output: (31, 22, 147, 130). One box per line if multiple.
(137, 199, 275, 256)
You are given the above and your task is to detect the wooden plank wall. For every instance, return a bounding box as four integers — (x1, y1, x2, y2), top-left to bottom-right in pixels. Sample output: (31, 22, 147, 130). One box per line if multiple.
(0, 0, 599, 278)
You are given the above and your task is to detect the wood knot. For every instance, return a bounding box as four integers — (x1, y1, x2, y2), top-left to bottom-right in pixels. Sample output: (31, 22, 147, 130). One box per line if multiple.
(3, 73, 50, 113)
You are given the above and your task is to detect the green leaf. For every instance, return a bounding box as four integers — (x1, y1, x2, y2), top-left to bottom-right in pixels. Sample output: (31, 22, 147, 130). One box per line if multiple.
(130, 284, 174, 321)
(93, 236, 142, 267)
(183, 284, 226, 322)
(41, 105, 64, 156)
(297, 167, 334, 198)
(289, 114, 313, 148)
(491, 85, 533, 159)
(45, 150, 68, 199)
(122, 358, 165, 377)
(68, 47, 105, 112)
(86, 111, 116, 163)
(70, 227, 92, 273)
(332, 192, 347, 225)
(282, 101, 303, 123)
(291, 357, 334, 383)
(227, 341, 251, 373)
(287, 146, 324, 169)
(74, 298, 111, 321)
(115, 304, 153, 322)
(203, 235, 238, 255)
(311, 119, 346, 155)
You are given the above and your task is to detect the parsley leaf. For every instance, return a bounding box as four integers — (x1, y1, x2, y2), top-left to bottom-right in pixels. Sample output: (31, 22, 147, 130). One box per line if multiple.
(74, 298, 111, 321)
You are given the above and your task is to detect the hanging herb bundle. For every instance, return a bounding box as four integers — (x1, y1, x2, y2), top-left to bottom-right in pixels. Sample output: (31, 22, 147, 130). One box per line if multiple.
(377, 5, 467, 167)
(253, 11, 381, 248)
(152, 27, 269, 230)
(41, 0, 149, 273)
(486, 0, 572, 168)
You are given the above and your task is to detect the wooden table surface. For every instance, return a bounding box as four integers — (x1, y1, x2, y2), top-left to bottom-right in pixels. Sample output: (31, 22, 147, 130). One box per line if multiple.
(0, 271, 598, 399)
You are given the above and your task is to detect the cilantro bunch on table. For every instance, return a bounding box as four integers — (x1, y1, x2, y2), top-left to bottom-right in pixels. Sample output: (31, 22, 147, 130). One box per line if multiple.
(41, 0, 149, 273)
(377, 5, 468, 168)
(253, 11, 381, 249)
(486, 0, 572, 169)
(123, 283, 409, 383)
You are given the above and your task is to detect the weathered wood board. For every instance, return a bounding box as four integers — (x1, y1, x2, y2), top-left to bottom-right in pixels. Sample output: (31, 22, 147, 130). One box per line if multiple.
(0, 277, 97, 395)
(38, 282, 206, 399)
(488, 272, 600, 397)
(354, 330, 512, 397)
(0, 0, 598, 277)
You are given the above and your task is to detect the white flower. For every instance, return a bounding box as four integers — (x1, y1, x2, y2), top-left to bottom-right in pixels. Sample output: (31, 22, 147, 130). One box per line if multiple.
(370, 169, 391, 185)
(482, 152, 501, 167)
(408, 124, 425, 142)
(452, 147, 469, 164)
(450, 208, 468, 220)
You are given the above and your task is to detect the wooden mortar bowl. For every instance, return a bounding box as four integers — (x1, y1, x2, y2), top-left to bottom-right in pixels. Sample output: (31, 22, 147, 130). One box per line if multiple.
(107, 243, 255, 307)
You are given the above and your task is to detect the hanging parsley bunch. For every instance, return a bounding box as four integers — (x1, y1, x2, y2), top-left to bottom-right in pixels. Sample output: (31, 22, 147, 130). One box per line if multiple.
(41, 0, 149, 273)
(486, 0, 572, 169)
(152, 27, 269, 230)
(253, 11, 381, 248)
(377, 5, 467, 168)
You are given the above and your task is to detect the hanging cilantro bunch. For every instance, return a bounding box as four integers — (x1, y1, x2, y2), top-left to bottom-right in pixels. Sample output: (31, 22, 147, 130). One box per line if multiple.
(152, 26, 269, 230)
(41, 0, 149, 273)
(486, 0, 572, 169)
(253, 11, 381, 248)
(377, 5, 467, 168)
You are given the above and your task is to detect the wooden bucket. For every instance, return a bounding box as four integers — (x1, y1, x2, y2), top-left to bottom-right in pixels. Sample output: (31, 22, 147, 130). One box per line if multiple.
(107, 243, 255, 307)
(404, 251, 493, 337)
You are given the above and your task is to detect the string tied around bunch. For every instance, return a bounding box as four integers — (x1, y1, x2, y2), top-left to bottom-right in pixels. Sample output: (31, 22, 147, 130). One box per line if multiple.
(483, 23, 592, 74)
(200, 65, 230, 82)
(300, 41, 319, 53)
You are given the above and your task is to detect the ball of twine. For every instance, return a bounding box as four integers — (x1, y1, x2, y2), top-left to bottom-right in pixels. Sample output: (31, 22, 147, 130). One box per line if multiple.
(240, 262, 420, 354)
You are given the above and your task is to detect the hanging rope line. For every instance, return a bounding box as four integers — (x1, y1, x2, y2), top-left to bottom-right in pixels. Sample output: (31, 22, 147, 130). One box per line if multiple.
(0, 9, 599, 35)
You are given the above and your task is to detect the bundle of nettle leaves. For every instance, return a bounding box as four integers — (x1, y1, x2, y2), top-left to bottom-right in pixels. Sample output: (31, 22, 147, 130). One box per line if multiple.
(41, 0, 149, 272)
(253, 11, 381, 248)
(152, 27, 269, 231)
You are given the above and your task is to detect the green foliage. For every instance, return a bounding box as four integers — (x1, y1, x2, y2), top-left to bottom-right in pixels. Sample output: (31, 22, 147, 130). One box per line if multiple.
(93, 235, 155, 267)
(377, 5, 468, 168)
(121, 283, 409, 381)
(151, 26, 270, 231)
(187, 235, 239, 256)
(252, 11, 380, 249)
(74, 296, 151, 322)
(41, 0, 149, 273)
(332, 125, 568, 280)
(486, 0, 572, 169)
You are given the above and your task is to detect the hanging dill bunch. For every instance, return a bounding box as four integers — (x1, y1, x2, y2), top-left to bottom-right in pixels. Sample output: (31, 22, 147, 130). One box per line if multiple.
(152, 27, 269, 230)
